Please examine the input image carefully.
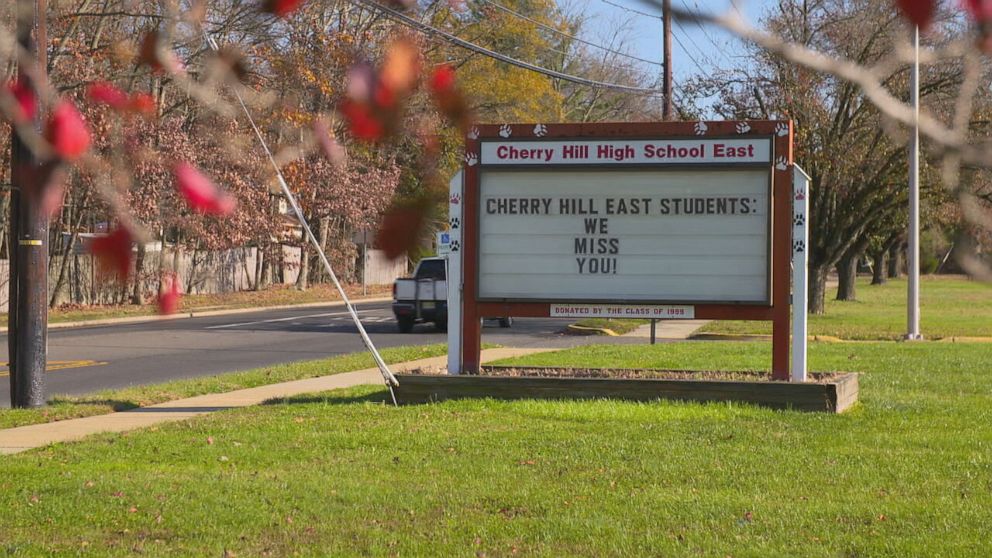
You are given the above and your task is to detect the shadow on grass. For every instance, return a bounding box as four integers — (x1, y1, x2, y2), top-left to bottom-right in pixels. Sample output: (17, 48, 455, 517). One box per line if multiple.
(261, 390, 390, 407)
(48, 398, 141, 412)
(125, 406, 237, 413)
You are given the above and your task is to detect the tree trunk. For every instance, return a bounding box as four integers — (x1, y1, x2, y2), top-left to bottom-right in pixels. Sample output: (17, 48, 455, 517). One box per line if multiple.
(130, 243, 146, 304)
(887, 242, 903, 278)
(295, 229, 309, 291)
(260, 245, 273, 288)
(253, 245, 263, 291)
(871, 251, 887, 285)
(836, 238, 868, 301)
(808, 264, 828, 314)
(49, 228, 79, 308)
(316, 217, 330, 285)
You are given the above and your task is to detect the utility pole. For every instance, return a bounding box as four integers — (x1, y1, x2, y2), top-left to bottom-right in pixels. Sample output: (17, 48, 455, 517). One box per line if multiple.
(906, 25, 922, 340)
(662, 0, 673, 120)
(9, 0, 49, 407)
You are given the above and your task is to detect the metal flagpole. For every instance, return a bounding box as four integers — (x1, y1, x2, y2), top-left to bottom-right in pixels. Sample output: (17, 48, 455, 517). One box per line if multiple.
(201, 31, 400, 402)
(907, 25, 922, 340)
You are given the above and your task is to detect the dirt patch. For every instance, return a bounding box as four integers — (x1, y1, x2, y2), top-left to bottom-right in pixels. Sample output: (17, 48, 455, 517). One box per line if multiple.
(406, 365, 843, 384)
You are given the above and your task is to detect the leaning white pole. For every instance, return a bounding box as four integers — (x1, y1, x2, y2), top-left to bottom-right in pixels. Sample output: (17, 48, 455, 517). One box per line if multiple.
(201, 31, 399, 399)
(446, 171, 464, 375)
(907, 25, 922, 340)
(792, 165, 811, 382)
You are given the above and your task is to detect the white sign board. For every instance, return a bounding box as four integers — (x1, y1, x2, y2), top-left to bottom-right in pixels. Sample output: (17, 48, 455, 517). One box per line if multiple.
(478, 168, 771, 304)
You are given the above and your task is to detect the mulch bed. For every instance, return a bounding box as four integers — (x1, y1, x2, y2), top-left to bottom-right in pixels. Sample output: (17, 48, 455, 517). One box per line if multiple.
(405, 365, 843, 383)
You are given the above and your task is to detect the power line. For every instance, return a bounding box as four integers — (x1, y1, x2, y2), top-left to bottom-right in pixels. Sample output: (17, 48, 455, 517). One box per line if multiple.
(596, 0, 662, 20)
(672, 18, 716, 69)
(681, 0, 732, 65)
(472, 0, 664, 67)
(352, 0, 662, 95)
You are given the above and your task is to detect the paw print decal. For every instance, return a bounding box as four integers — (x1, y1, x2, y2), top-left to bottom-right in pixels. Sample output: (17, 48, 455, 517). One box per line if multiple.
(793, 213, 805, 227)
(793, 239, 805, 253)
(735, 121, 751, 134)
(533, 123, 547, 137)
(775, 122, 789, 137)
(449, 240, 460, 252)
(693, 121, 708, 135)
(449, 194, 461, 205)
(449, 217, 460, 229)
(466, 126, 479, 140)
(794, 189, 805, 201)
(498, 124, 512, 138)
(775, 156, 788, 171)
(465, 152, 478, 166)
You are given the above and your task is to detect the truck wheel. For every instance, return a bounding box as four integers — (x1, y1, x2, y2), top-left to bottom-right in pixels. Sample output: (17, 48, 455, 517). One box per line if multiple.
(498, 317, 513, 328)
(397, 316, 415, 333)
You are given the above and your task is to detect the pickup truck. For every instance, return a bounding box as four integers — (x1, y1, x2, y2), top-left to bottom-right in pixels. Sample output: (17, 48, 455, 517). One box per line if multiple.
(392, 256, 512, 333)
(392, 257, 449, 333)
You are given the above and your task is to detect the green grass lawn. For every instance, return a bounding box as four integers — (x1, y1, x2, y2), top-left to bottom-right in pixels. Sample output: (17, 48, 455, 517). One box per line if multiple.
(2, 283, 392, 326)
(2, 341, 990, 556)
(699, 275, 992, 340)
(0, 344, 448, 430)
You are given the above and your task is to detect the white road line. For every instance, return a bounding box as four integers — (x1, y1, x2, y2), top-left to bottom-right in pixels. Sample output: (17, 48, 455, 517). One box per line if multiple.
(206, 310, 368, 329)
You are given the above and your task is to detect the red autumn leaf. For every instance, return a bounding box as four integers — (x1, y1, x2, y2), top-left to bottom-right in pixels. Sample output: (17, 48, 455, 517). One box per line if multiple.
(339, 99, 384, 141)
(89, 227, 134, 280)
(157, 272, 181, 315)
(5, 77, 37, 121)
(346, 64, 375, 102)
(128, 93, 157, 116)
(429, 65, 457, 94)
(138, 31, 181, 74)
(264, 0, 306, 18)
(381, 38, 421, 96)
(86, 82, 129, 109)
(45, 101, 92, 161)
(429, 66, 473, 133)
(375, 205, 427, 260)
(173, 162, 237, 215)
(965, 0, 992, 19)
(895, 0, 936, 29)
(372, 83, 397, 109)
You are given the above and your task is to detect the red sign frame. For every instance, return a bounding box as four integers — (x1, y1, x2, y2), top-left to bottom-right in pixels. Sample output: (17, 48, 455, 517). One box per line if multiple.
(461, 121, 794, 379)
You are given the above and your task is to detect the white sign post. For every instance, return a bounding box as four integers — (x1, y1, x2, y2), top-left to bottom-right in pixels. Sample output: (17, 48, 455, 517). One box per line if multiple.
(791, 165, 811, 382)
(446, 171, 464, 375)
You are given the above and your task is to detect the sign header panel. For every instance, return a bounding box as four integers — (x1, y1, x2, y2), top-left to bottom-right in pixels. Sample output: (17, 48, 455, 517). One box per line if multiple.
(480, 138, 772, 166)
(478, 168, 771, 304)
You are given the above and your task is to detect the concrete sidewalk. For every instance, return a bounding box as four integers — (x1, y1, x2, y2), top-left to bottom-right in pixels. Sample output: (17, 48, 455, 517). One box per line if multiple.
(0, 347, 555, 455)
(626, 320, 710, 340)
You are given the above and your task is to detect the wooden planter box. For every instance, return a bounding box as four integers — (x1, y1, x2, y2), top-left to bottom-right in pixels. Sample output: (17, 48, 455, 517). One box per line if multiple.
(393, 368, 859, 413)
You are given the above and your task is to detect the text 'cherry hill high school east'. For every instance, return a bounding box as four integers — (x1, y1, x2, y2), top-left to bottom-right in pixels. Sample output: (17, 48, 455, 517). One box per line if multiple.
(492, 142, 759, 163)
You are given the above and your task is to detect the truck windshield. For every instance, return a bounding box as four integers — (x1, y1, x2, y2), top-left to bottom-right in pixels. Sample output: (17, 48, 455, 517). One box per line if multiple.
(416, 259, 446, 280)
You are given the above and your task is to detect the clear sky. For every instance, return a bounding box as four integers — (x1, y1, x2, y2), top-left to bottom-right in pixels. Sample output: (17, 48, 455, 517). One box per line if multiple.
(574, 0, 774, 101)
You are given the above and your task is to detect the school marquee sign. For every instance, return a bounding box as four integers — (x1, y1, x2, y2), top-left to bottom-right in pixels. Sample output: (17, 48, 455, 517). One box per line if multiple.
(452, 121, 795, 378)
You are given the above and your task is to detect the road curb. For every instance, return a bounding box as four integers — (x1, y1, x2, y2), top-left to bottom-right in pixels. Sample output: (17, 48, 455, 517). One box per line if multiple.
(1, 296, 395, 333)
(565, 324, 620, 336)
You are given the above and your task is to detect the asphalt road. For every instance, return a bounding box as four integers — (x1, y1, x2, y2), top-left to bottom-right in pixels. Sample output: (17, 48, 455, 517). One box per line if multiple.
(0, 300, 650, 404)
